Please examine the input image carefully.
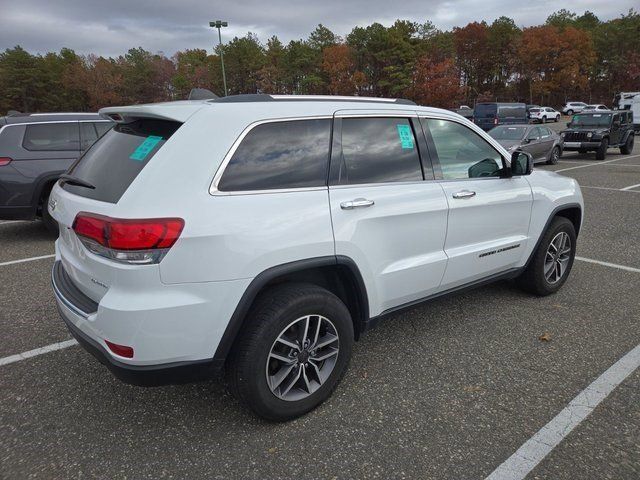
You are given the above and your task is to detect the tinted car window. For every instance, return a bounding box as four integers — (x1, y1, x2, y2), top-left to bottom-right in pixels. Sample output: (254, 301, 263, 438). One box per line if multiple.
(62, 119, 181, 203)
(488, 126, 526, 140)
(95, 122, 113, 137)
(22, 122, 79, 151)
(331, 117, 423, 185)
(424, 119, 503, 180)
(498, 105, 526, 119)
(80, 122, 98, 151)
(218, 119, 331, 192)
(474, 104, 498, 118)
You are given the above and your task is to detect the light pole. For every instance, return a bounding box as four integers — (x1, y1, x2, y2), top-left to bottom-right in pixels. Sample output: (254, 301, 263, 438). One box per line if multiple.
(209, 20, 228, 96)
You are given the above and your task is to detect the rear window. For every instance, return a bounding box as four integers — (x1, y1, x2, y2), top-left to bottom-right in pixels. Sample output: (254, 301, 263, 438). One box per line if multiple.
(23, 122, 80, 151)
(529, 108, 540, 113)
(218, 119, 331, 192)
(62, 119, 181, 203)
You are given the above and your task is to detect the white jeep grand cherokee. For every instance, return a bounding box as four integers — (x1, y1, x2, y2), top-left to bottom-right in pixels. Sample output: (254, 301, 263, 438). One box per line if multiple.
(49, 95, 583, 421)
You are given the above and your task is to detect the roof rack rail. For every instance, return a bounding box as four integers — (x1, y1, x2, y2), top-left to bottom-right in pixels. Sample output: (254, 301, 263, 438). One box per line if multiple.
(210, 94, 416, 106)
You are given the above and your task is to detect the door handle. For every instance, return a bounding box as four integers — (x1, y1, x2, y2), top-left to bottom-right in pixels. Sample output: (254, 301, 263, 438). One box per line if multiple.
(340, 198, 375, 210)
(452, 190, 476, 199)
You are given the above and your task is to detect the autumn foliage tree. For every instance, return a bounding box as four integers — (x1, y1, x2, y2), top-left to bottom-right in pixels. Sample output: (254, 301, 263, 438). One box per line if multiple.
(408, 56, 465, 108)
(0, 9, 637, 114)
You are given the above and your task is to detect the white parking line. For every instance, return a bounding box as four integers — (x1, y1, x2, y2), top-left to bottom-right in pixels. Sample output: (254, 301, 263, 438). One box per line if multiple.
(576, 256, 640, 273)
(621, 182, 640, 191)
(486, 343, 640, 480)
(0, 339, 78, 367)
(0, 254, 55, 267)
(555, 154, 640, 173)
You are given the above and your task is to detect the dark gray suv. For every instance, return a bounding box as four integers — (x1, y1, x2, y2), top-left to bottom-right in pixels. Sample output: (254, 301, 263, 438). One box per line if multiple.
(0, 113, 112, 232)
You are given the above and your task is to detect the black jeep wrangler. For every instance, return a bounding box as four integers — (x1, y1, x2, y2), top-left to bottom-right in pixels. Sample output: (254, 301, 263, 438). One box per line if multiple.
(560, 110, 634, 160)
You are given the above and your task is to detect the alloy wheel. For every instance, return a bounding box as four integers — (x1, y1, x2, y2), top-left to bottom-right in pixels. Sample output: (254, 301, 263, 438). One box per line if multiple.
(266, 315, 339, 401)
(544, 232, 572, 284)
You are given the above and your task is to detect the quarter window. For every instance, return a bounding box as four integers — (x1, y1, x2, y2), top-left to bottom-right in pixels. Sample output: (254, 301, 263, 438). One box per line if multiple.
(218, 119, 331, 192)
(424, 119, 504, 180)
(331, 117, 423, 185)
(22, 122, 80, 151)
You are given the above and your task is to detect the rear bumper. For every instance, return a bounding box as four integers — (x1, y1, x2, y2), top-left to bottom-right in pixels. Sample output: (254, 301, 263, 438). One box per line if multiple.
(51, 260, 225, 386)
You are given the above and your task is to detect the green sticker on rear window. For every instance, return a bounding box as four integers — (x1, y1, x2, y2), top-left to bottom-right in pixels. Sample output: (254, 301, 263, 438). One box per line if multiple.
(129, 135, 163, 161)
(396, 124, 414, 149)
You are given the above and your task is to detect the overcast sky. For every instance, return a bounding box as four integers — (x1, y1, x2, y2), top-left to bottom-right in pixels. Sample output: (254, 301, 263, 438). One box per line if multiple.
(0, 0, 636, 57)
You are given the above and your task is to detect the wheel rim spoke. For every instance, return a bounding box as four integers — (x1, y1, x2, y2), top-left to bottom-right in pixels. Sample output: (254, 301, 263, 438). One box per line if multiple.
(311, 347, 338, 362)
(266, 314, 340, 402)
(270, 364, 296, 391)
(545, 232, 572, 285)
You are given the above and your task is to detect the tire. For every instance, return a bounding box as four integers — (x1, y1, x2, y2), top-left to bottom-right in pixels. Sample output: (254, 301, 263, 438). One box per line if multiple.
(226, 283, 354, 421)
(595, 138, 608, 160)
(41, 190, 59, 235)
(542, 116, 546, 123)
(620, 134, 634, 155)
(566, 109, 573, 116)
(516, 217, 576, 296)
(546, 146, 560, 165)
(554, 115, 559, 122)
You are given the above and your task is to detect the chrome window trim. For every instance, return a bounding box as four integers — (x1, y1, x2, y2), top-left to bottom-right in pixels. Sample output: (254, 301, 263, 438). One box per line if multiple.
(209, 115, 333, 196)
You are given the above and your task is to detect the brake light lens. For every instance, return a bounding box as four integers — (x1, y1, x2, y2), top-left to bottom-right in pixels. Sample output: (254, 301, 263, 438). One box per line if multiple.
(72, 213, 184, 264)
(0, 157, 12, 166)
(494, 118, 499, 125)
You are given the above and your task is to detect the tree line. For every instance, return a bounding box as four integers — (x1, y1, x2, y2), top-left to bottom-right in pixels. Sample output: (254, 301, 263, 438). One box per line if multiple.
(1, 8, 638, 114)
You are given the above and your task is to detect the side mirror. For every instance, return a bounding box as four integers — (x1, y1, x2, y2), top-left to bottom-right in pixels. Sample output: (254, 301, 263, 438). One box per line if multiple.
(510, 151, 533, 176)
(613, 120, 620, 127)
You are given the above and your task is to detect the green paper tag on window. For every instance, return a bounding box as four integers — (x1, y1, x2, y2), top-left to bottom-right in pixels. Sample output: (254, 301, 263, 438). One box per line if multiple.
(396, 124, 414, 149)
(130, 135, 163, 161)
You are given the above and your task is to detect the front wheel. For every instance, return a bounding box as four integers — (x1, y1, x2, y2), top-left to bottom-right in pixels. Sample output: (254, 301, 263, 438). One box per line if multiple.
(595, 138, 608, 160)
(620, 134, 634, 155)
(546, 146, 560, 165)
(566, 109, 574, 116)
(554, 115, 559, 122)
(226, 283, 354, 421)
(516, 217, 576, 296)
(541, 116, 546, 123)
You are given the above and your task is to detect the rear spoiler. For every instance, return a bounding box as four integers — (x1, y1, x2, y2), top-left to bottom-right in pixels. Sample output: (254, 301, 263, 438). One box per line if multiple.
(99, 101, 209, 124)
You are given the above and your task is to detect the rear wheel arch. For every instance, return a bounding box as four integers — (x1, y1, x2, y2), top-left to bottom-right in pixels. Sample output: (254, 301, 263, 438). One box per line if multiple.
(215, 256, 369, 366)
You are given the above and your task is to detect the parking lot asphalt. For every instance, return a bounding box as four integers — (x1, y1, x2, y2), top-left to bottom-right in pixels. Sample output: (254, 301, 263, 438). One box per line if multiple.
(1, 140, 638, 479)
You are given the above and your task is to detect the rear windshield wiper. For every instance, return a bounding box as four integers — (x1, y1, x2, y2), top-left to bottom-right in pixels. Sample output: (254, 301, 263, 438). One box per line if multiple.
(59, 174, 95, 190)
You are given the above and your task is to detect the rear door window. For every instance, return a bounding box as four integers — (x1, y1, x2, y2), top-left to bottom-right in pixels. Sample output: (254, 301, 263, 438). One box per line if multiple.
(94, 122, 113, 137)
(330, 117, 423, 185)
(22, 122, 80, 151)
(62, 119, 181, 203)
(217, 119, 331, 192)
(79, 122, 98, 151)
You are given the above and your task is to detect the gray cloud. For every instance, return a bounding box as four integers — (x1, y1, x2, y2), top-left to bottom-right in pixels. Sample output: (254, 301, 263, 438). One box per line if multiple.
(0, 0, 636, 57)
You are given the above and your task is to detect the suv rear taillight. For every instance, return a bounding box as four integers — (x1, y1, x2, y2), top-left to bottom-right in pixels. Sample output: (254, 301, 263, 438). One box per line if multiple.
(0, 157, 12, 166)
(72, 213, 184, 265)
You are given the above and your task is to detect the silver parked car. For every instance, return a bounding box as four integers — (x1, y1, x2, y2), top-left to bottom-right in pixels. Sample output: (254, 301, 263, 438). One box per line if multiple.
(488, 124, 563, 165)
